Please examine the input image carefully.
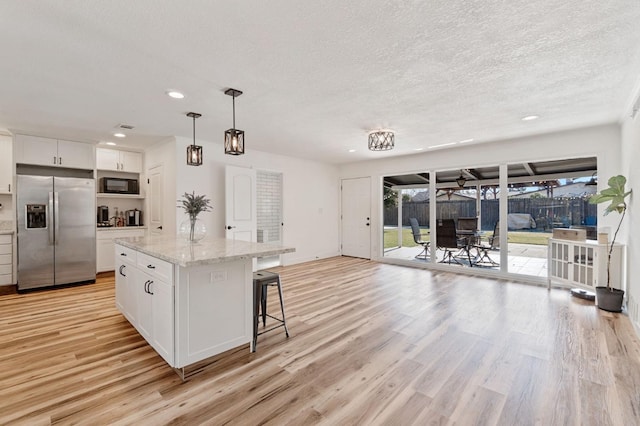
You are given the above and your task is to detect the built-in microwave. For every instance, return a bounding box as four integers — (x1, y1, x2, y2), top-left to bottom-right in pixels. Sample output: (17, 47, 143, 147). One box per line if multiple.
(100, 177, 139, 194)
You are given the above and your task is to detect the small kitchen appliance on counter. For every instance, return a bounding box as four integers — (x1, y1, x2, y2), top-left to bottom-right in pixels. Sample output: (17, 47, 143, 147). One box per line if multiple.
(126, 209, 142, 226)
(97, 205, 110, 226)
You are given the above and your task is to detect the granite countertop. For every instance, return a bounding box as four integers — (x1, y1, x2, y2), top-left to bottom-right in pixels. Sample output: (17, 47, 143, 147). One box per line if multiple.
(97, 226, 147, 231)
(0, 221, 14, 234)
(114, 234, 295, 268)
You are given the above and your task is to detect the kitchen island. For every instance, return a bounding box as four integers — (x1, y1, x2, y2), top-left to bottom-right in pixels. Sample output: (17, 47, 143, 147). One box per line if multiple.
(114, 234, 295, 378)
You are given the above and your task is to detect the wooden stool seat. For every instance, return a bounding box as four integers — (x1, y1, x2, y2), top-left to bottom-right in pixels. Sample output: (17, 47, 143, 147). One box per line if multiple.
(252, 271, 289, 352)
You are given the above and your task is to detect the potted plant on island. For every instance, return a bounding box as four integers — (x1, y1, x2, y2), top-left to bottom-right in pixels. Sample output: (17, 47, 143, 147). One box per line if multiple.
(178, 191, 212, 242)
(589, 175, 632, 312)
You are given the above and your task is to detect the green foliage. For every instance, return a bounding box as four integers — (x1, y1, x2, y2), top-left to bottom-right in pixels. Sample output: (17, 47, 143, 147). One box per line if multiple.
(178, 191, 212, 219)
(383, 187, 398, 208)
(589, 175, 631, 215)
(589, 174, 632, 290)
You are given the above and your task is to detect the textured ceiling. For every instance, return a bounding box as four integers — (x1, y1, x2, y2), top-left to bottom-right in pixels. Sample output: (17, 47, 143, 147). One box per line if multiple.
(1, 1, 639, 164)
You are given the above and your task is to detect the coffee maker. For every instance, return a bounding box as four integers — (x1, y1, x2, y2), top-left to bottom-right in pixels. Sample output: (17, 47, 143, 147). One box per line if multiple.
(126, 209, 142, 226)
(97, 206, 110, 226)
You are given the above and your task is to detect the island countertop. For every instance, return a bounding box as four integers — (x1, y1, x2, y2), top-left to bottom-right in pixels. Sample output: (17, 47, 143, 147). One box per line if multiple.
(114, 234, 295, 268)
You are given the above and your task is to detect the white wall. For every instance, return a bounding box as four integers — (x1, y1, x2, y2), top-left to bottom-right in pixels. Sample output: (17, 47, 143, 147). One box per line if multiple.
(339, 123, 622, 261)
(170, 136, 341, 265)
(621, 86, 640, 329)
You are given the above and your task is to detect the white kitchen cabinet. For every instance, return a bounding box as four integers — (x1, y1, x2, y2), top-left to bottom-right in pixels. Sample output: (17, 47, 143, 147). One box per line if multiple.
(96, 148, 142, 173)
(0, 136, 12, 193)
(115, 244, 137, 323)
(15, 134, 95, 169)
(548, 238, 623, 291)
(0, 234, 12, 285)
(115, 243, 175, 366)
(97, 228, 145, 272)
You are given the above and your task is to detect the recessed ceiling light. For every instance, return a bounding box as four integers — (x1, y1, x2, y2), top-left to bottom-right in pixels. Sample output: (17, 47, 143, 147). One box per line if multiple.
(522, 115, 539, 121)
(166, 90, 185, 99)
(113, 132, 126, 138)
(458, 138, 474, 144)
(414, 148, 424, 151)
(428, 142, 456, 149)
(348, 149, 356, 153)
(105, 142, 117, 146)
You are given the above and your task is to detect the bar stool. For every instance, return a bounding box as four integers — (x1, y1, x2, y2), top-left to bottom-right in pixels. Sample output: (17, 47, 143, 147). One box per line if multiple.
(252, 271, 289, 352)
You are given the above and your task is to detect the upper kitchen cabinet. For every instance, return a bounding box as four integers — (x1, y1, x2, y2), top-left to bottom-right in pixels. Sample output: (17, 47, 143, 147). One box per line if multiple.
(14, 134, 95, 170)
(96, 148, 142, 173)
(0, 135, 12, 193)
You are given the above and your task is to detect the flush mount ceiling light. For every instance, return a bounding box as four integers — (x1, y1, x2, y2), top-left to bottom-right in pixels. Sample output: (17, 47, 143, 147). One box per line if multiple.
(113, 132, 126, 138)
(455, 171, 467, 188)
(368, 130, 394, 151)
(224, 88, 245, 155)
(522, 115, 539, 121)
(186, 112, 203, 166)
(166, 90, 185, 99)
(105, 142, 117, 146)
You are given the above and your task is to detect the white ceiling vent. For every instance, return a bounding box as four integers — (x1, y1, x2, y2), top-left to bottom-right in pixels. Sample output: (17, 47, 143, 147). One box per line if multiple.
(116, 123, 135, 130)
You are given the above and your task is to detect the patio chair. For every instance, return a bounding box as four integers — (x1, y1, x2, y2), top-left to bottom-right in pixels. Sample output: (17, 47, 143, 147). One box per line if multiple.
(409, 218, 429, 260)
(472, 220, 500, 267)
(436, 219, 466, 265)
(457, 217, 479, 245)
(487, 220, 499, 249)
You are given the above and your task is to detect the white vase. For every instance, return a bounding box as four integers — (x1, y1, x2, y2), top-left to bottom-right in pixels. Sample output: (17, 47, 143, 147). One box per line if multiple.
(180, 217, 206, 242)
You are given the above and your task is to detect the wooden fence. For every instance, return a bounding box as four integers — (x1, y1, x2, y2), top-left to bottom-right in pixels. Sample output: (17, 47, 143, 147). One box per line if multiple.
(384, 198, 597, 231)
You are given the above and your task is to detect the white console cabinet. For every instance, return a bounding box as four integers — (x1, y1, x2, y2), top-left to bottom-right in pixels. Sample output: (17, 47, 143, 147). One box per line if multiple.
(548, 238, 623, 291)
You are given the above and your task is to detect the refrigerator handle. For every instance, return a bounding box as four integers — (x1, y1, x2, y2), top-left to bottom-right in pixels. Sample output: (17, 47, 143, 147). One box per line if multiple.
(54, 192, 60, 245)
(48, 192, 55, 245)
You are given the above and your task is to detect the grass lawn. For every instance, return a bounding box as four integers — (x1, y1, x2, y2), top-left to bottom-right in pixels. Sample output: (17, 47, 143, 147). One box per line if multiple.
(383, 228, 552, 249)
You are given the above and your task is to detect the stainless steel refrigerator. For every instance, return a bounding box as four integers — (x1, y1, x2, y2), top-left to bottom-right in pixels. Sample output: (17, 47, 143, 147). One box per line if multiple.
(17, 175, 96, 290)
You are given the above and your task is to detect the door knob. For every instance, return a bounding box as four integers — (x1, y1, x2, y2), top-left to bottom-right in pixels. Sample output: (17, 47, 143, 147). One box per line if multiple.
(226, 225, 236, 230)
(157, 226, 163, 230)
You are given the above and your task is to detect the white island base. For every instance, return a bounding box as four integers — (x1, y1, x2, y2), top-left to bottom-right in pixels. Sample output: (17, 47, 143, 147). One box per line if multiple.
(114, 235, 294, 379)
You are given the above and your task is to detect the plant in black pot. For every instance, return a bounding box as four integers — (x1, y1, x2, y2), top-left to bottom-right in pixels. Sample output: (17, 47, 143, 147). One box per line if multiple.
(588, 175, 632, 312)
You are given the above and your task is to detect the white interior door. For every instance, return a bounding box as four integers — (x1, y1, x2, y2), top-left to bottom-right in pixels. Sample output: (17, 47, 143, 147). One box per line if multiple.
(148, 165, 164, 234)
(341, 177, 371, 259)
(225, 165, 256, 242)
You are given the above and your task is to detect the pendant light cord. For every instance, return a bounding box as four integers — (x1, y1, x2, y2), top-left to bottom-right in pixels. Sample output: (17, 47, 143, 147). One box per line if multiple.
(192, 114, 196, 147)
(232, 95, 236, 129)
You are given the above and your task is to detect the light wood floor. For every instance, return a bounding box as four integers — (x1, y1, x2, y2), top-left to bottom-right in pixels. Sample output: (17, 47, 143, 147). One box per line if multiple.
(1, 257, 639, 425)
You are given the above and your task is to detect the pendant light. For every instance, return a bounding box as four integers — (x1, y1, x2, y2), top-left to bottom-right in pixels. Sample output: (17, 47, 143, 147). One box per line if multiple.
(455, 171, 466, 188)
(186, 112, 203, 166)
(224, 88, 244, 155)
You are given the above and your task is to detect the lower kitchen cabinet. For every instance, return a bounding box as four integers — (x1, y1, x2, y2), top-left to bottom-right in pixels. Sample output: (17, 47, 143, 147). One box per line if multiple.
(115, 244, 137, 323)
(97, 228, 145, 272)
(115, 244, 174, 366)
(0, 234, 13, 285)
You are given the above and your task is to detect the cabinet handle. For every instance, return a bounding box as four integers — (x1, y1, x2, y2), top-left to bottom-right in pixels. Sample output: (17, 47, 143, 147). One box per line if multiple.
(7, 184, 10, 192)
(147, 280, 154, 295)
(144, 280, 150, 293)
(120, 252, 127, 256)
(147, 264, 155, 269)
(119, 265, 126, 277)
(53, 156, 56, 164)
(59, 157, 62, 165)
